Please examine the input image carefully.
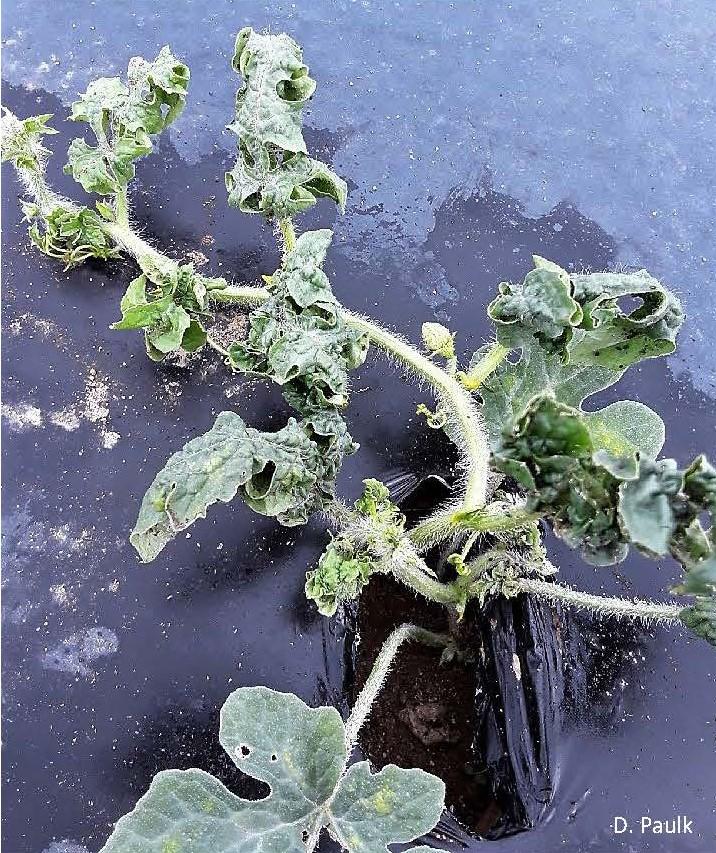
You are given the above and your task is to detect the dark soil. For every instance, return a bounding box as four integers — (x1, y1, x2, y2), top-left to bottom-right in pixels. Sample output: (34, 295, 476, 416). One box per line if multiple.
(353, 573, 501, 836)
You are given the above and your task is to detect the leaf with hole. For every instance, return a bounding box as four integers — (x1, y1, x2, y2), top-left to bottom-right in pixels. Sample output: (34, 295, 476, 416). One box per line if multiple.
(99, 686, 445, 853)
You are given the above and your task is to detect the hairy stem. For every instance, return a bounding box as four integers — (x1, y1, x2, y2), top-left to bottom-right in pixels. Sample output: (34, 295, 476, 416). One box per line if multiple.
(452, 506, 542, 533)
(344, 311, 490, 511)
(517, 577, 683, 623)
(389, 542, 462, 606)
(344, 622, 450, 749)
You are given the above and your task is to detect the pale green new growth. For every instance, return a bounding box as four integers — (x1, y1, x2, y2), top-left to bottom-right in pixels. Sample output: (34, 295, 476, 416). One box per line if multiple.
(99, 625, 448, 853)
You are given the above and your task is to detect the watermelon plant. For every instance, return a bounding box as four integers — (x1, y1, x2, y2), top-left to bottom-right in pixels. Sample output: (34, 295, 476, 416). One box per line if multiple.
(2, 22, 716, 849)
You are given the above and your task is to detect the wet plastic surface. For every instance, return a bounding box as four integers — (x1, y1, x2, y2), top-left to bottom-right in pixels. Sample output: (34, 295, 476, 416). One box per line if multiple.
(2, 3, 716, 852)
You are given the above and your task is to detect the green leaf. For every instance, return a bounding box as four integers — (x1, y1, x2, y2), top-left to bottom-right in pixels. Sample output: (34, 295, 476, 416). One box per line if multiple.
(568, 270, 684, 370)
(99, 686, 445, 853)
(618, 458, 682, 555)
(494, 395, 629, 565)
(228, 27, 315, 154)
(330, 762, 445, 851)
(305, 541, 376, 616)
(64, 138, 120, 194)
(478, 333, 623, 447)
(680, 598, 716, 646)
(67, 47, 189, 193)
(488, 262, 582, 343)
(225, 28, 346, 220)
(584, 400, 665, 477)
(111, 260, 220, 358)
(226, 149, 347, 219)
(131, 411, 357, 562)
(229, 230, 369, 415)
(26, 204, 120, 269)
(1, 110, 57, 171)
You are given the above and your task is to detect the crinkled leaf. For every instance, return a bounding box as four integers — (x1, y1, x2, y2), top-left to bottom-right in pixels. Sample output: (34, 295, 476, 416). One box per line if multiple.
(305, 542, 376, 617)
(227, 149, 347, 219)
(488, 263, 582, 343)
(131, 411, 357, 562)
(67, 47, 189, 192)
(100, 686, 445, 853)
(228, 27, 314, 154)
(111, 259, 221, 358)
(567, 270, 684, 370)
(229, 230, 369, 415)
(225, 28, 346, 219)
(479, 258, 683, 444)
(64, 136, 150, 195)
(494, 395, 628, 565)
(307, 480, 411, 614)
(27, 204, 120, 269)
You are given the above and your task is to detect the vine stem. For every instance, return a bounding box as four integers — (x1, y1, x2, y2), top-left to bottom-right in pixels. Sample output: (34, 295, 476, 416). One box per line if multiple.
(516, 577, 683, 623)
(343, 311, 490, 511)
(343, 622, 450, 750)
(114, 186, 130, 227)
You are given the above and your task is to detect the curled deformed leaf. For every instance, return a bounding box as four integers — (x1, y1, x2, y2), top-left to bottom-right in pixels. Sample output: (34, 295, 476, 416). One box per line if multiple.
(305, 541, 376, 616)
(131, 410, 357, 562)
(225, 27, 346, 219)
(99, 686, 445, 853)
(568, 269, 684, 370)
(226, 148, 347, 219)
(66, 46, 189, 194)
(307, 480, 409, 613)
(488, 262, 582, 344)
(229, 229, 369, 415)
(494, 395, 628, 565)
(27, 204, 120, 269)
(479, 257, 684, 445)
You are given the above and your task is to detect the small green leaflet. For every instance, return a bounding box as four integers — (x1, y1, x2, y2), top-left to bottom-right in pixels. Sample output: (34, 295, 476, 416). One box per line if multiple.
(111, 257, 226, 359)
(229, 229, 369, 415)
(65, 47, 189, 194)
(681, 598, 716, 645)
(225, 27, 347, 219)
(99, 686, 445, 853)
(131, 410, 357, 562)
(27, 204, 121, 269)
(306, 480, 409, 615)
(305, 543, 375, 616)
(0, 110, 57, 171)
